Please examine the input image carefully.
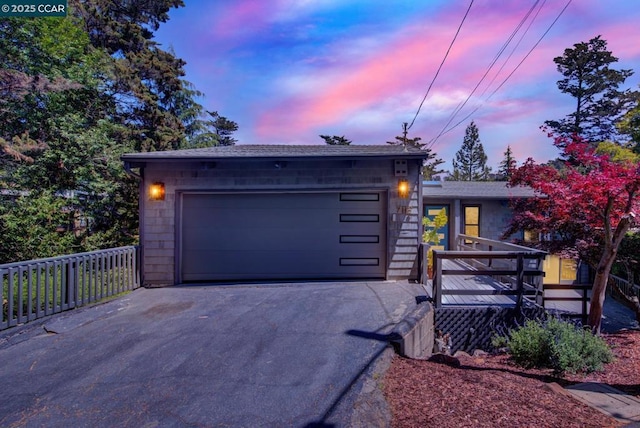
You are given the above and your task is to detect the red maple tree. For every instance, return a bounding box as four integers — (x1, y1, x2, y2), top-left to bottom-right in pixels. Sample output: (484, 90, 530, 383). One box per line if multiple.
(505, 136, 640, 333)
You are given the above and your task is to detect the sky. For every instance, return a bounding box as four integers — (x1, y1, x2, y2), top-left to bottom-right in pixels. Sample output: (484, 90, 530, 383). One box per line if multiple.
(154, 0, 640, 171)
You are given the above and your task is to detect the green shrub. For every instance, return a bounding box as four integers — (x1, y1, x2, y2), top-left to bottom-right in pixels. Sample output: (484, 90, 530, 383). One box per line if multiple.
(495, 317, 613, 375)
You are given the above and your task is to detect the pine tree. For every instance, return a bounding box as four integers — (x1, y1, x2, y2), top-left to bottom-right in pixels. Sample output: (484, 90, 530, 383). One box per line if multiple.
(451, 121, 491, 181)
(497, 145, 517, 181)
(544, 35, 639, 146)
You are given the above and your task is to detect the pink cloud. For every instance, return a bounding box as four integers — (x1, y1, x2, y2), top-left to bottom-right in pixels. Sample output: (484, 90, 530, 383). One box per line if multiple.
(204, 1, 277, 42)
(253, 1, 589, 141)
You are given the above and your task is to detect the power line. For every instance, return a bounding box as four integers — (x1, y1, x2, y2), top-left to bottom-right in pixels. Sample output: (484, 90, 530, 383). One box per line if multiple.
(428, 0, 543, 146)
(479, 0, 547, 99)
(429, 0, 572, 145)
(407, 0, 474, 131)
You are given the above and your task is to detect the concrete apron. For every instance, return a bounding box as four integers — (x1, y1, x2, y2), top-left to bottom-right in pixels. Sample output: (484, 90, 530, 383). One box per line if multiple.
(0, 280, 433, 427)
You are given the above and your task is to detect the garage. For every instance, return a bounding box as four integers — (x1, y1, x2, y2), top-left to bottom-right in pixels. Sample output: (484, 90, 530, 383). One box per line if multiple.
(121, 144, 427, 286)
(179, 190, 387, 281)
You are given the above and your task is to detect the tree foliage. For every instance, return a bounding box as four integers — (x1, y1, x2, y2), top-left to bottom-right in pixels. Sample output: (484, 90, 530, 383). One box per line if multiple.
(503, 136, 640, 333)
(320, 135, 352, 145)
(497, 145, 517, 181)
(0, 191, 78, 262)
(451, 121, 491, 181)
(618, 100, 640, 152)
(0, 2, 233, 263)
(186, 110, 238, 148)
(544, 35, 639, 146)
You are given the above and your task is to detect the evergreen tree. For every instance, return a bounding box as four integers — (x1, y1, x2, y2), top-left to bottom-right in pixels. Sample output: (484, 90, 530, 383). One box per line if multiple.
(209, 111, 239, 146)
(320, 135, 352, 145)
(497, 145, 517, 181)
(451, 121, 491, 181)
(618, 100, 640, 153)
(544, 35, 639, 146)
(0, 2, 228, 262)
(71, 0, 197, 152)
(185, 111, 238, 147)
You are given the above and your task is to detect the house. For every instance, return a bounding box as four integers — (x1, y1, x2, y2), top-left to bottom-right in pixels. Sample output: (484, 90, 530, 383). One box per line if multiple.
(121, 145, 428, 286)
(421, 180, 589, 286)
(422, 180, 536, 248)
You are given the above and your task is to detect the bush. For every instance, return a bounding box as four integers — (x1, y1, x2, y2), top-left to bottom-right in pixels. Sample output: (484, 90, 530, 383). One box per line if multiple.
(494, 317, 613, 375)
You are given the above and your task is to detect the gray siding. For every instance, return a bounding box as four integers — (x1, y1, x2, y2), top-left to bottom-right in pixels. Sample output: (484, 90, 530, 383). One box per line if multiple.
(140, 158, 422, 286)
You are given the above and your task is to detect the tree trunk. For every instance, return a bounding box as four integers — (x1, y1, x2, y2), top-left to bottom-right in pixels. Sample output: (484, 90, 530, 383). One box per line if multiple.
(587, 247, 617, 334)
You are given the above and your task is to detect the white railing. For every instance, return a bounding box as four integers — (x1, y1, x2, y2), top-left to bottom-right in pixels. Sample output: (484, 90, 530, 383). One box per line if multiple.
(1, 246, 140, 331)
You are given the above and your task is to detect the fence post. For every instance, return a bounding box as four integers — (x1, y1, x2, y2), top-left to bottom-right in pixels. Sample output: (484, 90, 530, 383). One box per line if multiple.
(419, 243, 427, 285)
(7, 267, 15, 327)
(515, 254, 524, 311)
(434, 250, 442, 308)
(536, 255, 544, 306)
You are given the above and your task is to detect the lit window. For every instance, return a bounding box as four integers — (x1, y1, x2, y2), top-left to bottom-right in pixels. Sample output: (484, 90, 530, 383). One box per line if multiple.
(463, 206, 480, 238)
(560, 258, 578, 282)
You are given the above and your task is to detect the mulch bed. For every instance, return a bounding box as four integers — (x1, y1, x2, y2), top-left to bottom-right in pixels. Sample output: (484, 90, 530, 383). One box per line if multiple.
(383, 329, 640, 428)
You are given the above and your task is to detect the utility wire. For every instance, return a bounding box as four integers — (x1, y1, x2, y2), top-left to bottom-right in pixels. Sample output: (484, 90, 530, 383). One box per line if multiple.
(428, 0, 543, 147)
(432, 0, 546, 140)
(407, 0, 474, 131)
(479, 0, 546, 99)
(431, 0, 572, 143)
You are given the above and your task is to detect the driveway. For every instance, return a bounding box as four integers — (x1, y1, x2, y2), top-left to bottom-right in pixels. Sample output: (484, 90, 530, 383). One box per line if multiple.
(0, 280, 426, 427)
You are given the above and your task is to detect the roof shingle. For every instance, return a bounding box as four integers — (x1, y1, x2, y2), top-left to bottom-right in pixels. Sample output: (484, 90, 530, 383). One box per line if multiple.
(122, 144, 428, 162)
(423, 181, 536, 199)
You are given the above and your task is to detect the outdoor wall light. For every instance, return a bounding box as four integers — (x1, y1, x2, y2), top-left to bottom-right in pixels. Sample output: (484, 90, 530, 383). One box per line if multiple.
(398, 179, 410, 199)
(149, 182, 165, 201)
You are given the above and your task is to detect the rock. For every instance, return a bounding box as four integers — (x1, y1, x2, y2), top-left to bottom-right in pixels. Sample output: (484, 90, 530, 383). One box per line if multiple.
(453, 351, 471, 358)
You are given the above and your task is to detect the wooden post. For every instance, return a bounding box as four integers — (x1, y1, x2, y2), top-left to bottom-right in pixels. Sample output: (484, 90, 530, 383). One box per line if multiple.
(515, 254, 524, 311)
(420, 243, 428, 285)
(434, 251, 442, 308)
(582, 286, 589, 325)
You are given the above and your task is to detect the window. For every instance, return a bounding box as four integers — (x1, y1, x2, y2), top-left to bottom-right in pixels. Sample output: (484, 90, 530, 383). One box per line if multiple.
(560, 258, 578, 282)
(543, 255, 579, 284)
(463, 205, 480, 238)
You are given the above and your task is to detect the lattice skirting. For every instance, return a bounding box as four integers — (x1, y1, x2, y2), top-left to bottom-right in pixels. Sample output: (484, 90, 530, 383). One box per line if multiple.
(435, 306, 548, 354)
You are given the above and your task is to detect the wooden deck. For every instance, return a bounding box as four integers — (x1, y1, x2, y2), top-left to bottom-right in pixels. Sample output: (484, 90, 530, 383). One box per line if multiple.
(423, 236, 589, 321)
(430, 259, 535, 307)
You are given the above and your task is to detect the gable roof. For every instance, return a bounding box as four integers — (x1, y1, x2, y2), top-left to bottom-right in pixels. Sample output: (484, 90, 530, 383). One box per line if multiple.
(122, 144, 428, 163)
(423, 181, 537, 199)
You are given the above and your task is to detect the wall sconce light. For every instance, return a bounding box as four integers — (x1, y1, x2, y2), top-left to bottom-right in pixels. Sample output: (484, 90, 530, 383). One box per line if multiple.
(149, 182, 165, 201)
(398, 179, 410, 199)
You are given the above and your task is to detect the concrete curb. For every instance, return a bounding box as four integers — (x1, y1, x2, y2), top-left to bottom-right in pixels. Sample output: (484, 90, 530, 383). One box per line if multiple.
(389, 302, 435, 359)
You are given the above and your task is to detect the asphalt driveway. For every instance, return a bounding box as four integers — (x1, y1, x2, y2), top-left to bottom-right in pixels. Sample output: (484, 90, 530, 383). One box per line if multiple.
(0, 280, 426, 427)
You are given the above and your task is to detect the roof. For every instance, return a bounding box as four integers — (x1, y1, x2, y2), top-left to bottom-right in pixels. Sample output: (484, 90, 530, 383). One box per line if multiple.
(121, 144, 429, 163)
(423, 181, 537, 199)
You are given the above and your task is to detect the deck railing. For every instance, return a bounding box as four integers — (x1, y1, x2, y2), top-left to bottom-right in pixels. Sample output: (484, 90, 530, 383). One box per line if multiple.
(542, 283, 591, 323)
(609, 274, 640, 300)
(428, 235, 547, 309)
(1, 246, 140, 331)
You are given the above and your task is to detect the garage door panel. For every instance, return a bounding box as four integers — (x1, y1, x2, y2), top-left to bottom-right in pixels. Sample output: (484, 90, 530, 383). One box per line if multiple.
(180, 192, 386, 281)
(183, 249, 382, 279)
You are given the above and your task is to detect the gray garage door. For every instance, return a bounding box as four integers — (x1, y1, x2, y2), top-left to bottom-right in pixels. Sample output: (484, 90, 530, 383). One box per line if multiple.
(180, 191, 387, 281)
